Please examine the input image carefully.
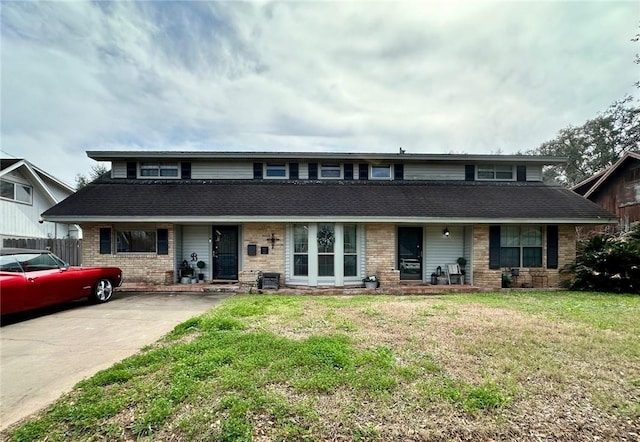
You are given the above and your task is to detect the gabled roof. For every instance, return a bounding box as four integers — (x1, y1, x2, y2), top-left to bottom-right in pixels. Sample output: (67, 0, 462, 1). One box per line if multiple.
(575, 151, 640, 199)
(571, 169, 608, 196)
(0, 158, 75, 203)
(42, 177, 616, 224)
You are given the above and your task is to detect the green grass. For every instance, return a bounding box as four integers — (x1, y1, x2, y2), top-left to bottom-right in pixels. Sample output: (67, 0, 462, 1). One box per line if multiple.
(6, 292, 639, 441)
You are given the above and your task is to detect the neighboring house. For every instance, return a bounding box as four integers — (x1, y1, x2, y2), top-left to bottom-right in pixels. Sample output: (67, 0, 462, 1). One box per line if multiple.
(42, 151, 617, 290)
(572, 151, 640, 234)
(1, 159, 80, 241)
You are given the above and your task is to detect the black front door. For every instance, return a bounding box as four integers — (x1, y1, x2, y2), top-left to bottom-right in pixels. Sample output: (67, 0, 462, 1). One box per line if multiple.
(212, 226, 238, 280)
(398, 227, 423, 280)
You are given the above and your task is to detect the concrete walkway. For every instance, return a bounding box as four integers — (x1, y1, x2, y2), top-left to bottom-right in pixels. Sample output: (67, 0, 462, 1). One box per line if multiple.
(0, 291, 229, 431)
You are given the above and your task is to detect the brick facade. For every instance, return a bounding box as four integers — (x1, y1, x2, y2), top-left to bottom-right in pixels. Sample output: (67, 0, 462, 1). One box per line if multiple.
(81, 222, 577, 290)
(471, 224, 576, 289)
(81, 223, 175, 285)
(365, 224, 400, 286)
(238, 223, 286, 288)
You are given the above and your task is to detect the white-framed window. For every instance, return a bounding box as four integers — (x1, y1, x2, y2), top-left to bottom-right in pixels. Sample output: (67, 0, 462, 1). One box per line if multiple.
(0, 179, 32, 204)
(289, 223, 361, 285)
(139, 163, 179, 178)
(343, 224, 358, 277)
(320, 164, 341, 179)
(116, 230, 157, 253)
(477, 165, 514, 180)
(265, 163, 287, 178)
(317, 223, 335, 277)
(370, 164, 392, 180)
(293, 224, 308, 276)
(500, 226, 542, 267)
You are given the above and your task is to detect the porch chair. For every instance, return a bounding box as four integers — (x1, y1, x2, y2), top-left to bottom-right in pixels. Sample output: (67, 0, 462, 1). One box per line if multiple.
(446, 264, 464, 285)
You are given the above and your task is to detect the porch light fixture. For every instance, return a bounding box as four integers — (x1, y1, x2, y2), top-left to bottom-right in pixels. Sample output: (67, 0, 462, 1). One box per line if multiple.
(443, 227, 450, 237)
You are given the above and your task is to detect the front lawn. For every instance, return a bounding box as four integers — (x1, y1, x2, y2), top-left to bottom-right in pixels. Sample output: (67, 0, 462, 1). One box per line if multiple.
(6, 292, 639, 441)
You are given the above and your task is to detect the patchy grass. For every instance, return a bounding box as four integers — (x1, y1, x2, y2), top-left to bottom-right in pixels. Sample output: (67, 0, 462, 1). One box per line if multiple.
(5, 292, 639, 441)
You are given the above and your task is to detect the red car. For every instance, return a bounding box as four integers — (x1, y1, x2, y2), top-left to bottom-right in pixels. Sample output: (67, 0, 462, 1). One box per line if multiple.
(0, 248, 123, 315)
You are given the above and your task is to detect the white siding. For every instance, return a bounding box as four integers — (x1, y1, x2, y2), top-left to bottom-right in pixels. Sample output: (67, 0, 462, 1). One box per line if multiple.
(181, 225, 211, 279)
(299, 163, 309, 179)
(0, 170, 73, 239)
(112, 161, 127, 178)
(526, 165, 542, 182)
(405, 164, 466, 180)
(192, 162, 253, 179)
(424, 225, 464, 277)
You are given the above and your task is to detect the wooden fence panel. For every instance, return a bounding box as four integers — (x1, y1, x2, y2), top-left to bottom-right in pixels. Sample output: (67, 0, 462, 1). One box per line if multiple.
(2, 238, 82, 266)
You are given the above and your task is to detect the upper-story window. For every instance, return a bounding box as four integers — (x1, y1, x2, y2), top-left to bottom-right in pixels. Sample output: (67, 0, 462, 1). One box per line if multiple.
(265, 163, 287, 178)
(477, 165, 514, 180)
(139, 163, 179, 178)
(0, 179, 32, 204)
(370, 164, 392, 180)
(321, 164, 341, 179)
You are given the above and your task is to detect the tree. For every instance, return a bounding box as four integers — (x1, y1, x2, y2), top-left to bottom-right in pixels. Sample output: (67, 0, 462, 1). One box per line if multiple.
(529, 97, 640, 187)
(75, 164, 109, 190)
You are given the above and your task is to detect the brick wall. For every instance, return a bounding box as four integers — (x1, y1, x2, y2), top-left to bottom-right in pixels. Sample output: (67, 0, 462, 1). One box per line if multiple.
(238, 223, 285, 288)
(471, 224, 577, 289)
(81, 223, 175, 285)
(365, 224, 400, 285)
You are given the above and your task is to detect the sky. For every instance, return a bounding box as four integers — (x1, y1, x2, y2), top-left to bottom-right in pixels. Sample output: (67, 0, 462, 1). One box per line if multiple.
(1, 1, 638, 187)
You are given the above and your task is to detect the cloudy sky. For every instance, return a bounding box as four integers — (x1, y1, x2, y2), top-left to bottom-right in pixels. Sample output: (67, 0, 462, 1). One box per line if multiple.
(1, 1, 638, 186)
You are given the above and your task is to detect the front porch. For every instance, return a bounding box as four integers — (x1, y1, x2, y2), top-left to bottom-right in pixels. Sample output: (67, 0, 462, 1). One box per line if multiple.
(119, 280, 484, 295)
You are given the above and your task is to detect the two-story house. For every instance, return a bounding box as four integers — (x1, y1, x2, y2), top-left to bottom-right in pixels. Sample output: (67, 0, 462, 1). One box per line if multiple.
(41, 151, 616, 290)
(1, 159, 79, 241)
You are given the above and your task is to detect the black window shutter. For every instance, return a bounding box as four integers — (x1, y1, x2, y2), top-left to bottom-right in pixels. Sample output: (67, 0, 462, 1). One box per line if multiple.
(394, 163, 404, 180)
(489, 225, 501, 269)
(344, 163, 354, 180)
(157, 229, 169, 255)
(253, 162, 263, 179)
(289, 163, 299, 179)
(308, 163, 318, 179)
(547, 225, 559, 269)
(126, 162, 137, 179)
(99, 228, 111, 254)
(465, 165, 475, 181)
(181, 162, 191, 179)
(359, 163, 369, 180)
(516, 165, 526, 182)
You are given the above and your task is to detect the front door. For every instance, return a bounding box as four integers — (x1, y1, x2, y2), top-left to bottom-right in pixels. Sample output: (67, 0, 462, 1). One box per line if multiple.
(212, 226, 238, 280)
(398, 227, 423, 280)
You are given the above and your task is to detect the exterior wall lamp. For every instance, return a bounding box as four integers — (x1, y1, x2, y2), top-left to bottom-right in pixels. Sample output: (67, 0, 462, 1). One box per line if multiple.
(443, 227, 450, 237)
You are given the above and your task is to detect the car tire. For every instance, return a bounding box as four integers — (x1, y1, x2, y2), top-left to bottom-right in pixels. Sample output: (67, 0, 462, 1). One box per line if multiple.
(92, 278, 114, 303)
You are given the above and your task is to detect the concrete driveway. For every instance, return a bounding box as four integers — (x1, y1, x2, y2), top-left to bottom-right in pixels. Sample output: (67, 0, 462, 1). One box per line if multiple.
(0, 291, 230, 431)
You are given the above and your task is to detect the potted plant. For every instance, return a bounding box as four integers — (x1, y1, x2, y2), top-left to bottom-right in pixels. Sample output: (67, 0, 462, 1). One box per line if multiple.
(501, 272, 512, 288)
(196, 260, 206, 282)
(362, 274, 379, 289)
(180, 260, 193, 283)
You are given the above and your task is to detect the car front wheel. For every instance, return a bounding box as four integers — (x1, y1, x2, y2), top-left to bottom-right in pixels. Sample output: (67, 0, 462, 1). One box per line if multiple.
(92, 278, 114, 303)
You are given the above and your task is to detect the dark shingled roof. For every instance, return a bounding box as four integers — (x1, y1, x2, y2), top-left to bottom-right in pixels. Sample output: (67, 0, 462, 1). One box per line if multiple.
(42, 177, 616, 222)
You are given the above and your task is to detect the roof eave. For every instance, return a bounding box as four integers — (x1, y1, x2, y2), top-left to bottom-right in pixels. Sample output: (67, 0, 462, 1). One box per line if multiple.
(42, 215, 618, 225)
(86, 150, 567, 165)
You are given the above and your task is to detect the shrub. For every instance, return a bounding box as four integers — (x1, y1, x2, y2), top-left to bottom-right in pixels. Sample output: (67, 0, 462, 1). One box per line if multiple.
(565, 225, 640, 294)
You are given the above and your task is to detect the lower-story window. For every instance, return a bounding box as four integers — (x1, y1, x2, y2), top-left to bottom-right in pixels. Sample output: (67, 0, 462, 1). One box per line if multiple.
(317, 224, 335, 277)
(117, 230, 157, 253)
(290, 223, 361, 284)
(343, 224, 358, 277)
(293, 224, 308, 276)
(500, 226, 542, 267)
